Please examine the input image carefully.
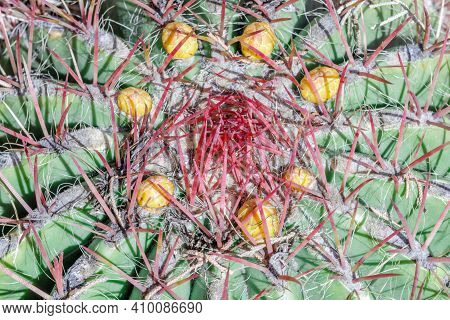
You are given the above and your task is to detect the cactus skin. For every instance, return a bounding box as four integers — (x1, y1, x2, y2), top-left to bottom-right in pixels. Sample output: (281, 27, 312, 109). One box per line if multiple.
(0, 0, 448, 301)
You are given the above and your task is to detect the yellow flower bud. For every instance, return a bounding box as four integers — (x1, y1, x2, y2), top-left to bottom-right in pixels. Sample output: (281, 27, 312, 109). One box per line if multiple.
(283, 166, 314, 192)
(49, 29, 64, 40)
(300, 66, 340, 104)
(162, 22, 198, 59)
(240, 22, 276, 61)
(137, 175, 175, 210)
(117, 87, 153, 117)
(237, 198, 279, 243)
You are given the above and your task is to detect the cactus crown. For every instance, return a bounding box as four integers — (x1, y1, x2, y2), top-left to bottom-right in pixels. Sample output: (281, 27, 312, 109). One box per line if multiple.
(0, 0, 448, 301)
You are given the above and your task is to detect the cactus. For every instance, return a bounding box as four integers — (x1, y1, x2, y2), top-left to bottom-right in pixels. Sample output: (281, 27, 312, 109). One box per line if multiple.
(0, 0, 448, 301)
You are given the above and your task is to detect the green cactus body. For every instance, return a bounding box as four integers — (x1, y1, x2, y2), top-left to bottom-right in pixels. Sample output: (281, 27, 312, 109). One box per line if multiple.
(0, 185, 104, 299)
(57, 221, 157, 300)
(0, 130, 116, 217)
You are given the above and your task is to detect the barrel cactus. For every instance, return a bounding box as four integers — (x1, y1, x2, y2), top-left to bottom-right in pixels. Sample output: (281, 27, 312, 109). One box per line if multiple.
(0, 0, 448, 301)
